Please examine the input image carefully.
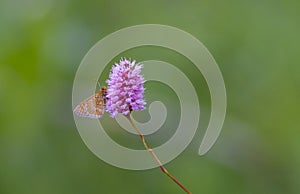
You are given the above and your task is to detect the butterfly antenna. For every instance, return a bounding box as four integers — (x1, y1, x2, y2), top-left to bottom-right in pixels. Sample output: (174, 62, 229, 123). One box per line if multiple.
(93, 79, 101, 89)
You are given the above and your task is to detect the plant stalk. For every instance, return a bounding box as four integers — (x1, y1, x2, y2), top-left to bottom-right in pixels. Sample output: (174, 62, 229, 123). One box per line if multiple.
(125, 114, 192, 194)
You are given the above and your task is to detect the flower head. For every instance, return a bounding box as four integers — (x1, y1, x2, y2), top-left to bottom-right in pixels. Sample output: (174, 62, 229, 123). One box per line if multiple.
(106, 58, 146, 117)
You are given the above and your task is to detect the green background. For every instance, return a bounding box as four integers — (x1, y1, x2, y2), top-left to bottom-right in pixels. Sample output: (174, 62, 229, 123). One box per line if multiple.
(0, 0, 299, 193)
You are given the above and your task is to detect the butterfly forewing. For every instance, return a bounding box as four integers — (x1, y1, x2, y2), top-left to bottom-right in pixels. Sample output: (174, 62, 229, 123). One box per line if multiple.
(73, 87, 107, 118)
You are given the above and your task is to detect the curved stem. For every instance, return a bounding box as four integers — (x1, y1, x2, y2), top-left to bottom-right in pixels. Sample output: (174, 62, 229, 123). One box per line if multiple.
(125, 114, 192, 194)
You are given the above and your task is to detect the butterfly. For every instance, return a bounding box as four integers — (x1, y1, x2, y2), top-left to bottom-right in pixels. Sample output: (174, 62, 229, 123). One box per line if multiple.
(73, 85, 107, 118)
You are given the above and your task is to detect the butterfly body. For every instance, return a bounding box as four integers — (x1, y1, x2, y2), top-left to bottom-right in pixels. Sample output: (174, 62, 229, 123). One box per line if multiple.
(73, 86, 107, 118)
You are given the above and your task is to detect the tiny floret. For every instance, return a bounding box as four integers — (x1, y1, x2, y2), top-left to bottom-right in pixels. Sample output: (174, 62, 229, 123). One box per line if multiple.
(106, 58, 146, 117)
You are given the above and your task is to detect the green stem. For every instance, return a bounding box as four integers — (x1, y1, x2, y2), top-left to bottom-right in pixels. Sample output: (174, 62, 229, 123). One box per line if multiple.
(125, 114, 192, 194)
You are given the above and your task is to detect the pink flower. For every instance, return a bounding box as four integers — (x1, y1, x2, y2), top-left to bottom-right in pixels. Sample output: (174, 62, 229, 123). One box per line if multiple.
(106, 58, 146, 117)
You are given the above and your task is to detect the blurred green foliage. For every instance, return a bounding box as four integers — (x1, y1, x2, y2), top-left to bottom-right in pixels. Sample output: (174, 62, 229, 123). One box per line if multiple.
(0, 0, 299, 193)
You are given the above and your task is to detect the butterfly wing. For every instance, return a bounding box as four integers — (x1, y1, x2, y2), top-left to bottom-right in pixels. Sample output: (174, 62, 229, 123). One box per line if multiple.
(73, 91, 105, 118)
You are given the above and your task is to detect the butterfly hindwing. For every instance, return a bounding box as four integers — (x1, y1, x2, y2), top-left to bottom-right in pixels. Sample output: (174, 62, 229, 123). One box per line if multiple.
(73, 87, 107, 118)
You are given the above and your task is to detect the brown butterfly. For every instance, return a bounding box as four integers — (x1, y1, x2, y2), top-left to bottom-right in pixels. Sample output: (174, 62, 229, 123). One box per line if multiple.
(73, 85, 107, 118)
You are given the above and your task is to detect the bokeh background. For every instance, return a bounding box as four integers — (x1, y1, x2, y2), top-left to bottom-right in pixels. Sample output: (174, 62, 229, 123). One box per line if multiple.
(0, 0, 299, 193)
